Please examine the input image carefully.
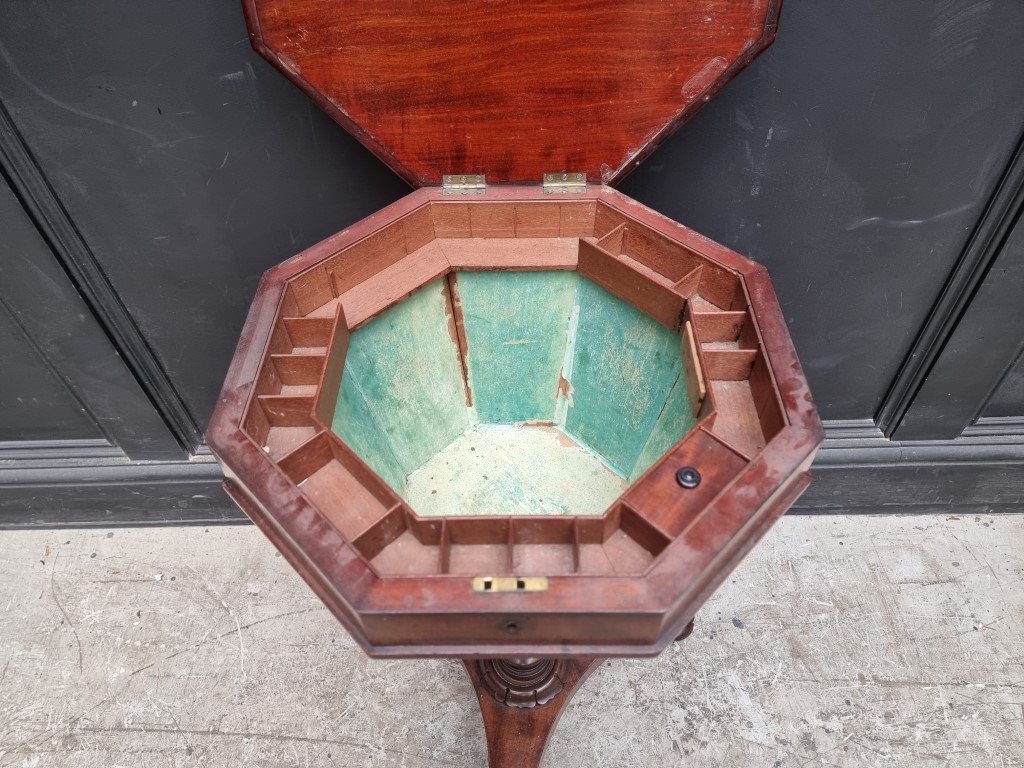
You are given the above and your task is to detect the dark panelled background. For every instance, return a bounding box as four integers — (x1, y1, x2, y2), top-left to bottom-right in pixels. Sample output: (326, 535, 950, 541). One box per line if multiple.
(622, 2, 1024, 419)
(1, 0, 1022, 523)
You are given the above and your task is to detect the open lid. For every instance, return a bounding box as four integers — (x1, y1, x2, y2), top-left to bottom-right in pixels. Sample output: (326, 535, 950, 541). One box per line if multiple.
(243, 1, 780, 187)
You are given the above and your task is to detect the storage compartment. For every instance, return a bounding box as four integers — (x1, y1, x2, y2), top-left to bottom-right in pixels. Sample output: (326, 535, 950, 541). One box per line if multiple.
(330, 266, 700, 517)
(231, 196, 803, 581)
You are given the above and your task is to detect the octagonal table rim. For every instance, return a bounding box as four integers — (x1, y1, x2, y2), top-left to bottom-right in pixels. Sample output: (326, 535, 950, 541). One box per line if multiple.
(206, 184, 824, 657)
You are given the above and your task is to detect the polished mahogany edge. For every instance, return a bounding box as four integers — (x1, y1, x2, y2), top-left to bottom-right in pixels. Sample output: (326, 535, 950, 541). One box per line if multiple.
(209, 331, 746, 656)
(348, 443, 815, 657)
(206, 270, 286, 443)
(742, 267, 825, 440)
(206, 184, 825, 658)
(213, 435, 380, 610)
(351, 436, 814, 658)
(607, 0, 783, 185)
(321, 471, 813, 659)
(213, 449, 814, 658)
(205, 221, 670, 646)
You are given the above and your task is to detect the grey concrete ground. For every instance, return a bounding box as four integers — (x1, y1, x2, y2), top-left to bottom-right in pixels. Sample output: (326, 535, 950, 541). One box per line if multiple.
(0, 514, 1021, 767)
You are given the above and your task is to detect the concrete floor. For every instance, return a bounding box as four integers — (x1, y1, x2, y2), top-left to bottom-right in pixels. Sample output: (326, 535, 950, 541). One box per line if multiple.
(1, 514, 1021, 767)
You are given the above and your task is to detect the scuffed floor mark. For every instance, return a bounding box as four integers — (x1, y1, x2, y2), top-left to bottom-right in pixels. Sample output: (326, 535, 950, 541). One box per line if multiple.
(0, 516, 1022, 765)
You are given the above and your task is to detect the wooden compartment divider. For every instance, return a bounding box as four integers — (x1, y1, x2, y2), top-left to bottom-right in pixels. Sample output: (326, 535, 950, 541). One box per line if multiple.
(593, 201, 629, 240)
(287, 264, 334, 316)
(577, 239, 685, 330)
(749, 353, 788, 441)
(583, 504, 667, 575)
(244, 223, 790, 579)
(594, 223, 626, 253)
(276, 430, 335, 484)
(469, 202, 516, 238)
(249, 393, 321, 459)
(278, 430, 403, 542)
(704, 381, 764, 459)
(696, 264, 744, 310)
(702, 349, 759, 380)
(691, 310, 748, 343)
(673, 265, 704, 299)
(513, 201, 561, 237)
(312, 304, 349, 425)
(681, 320, 707, 416)
(430, 202, 473, 238)
(247, 317, 297, 397)
(365, 512, 688, 579)
(251, 356, 283, 403)
(511, 517, 576, 576)
(430, 201, 596, 239)
(558, 200, 597, 237)
(439, 238, 579, 271)
(620, 225, 702, 283)
(618, 503, 673, 556)
(367, 505, 443, 577)
(439, 519, 452, 574)
(445, 517, 512, 576)
(337, 240, 450, 328)
(257, 394, 317, 423)
(324, 216, 411, 296)
(353, 505, 408, 560)
(270, 353, 326, 395)
(283, 316, 333, 351)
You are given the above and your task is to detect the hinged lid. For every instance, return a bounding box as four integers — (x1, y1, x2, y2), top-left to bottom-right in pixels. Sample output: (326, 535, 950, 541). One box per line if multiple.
(243, 1, 779, 186)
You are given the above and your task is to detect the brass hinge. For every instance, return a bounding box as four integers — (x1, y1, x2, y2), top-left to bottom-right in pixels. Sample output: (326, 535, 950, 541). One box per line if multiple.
(543, 172, 587, 194)
(442, 174, 486, 195)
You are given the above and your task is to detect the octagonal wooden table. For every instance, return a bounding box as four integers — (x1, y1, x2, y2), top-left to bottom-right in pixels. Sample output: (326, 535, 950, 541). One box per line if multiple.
(207, 2, 822, 765)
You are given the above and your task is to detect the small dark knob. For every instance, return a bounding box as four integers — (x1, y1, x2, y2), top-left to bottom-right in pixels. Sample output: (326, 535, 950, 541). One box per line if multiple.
(675, 466, 701, 489)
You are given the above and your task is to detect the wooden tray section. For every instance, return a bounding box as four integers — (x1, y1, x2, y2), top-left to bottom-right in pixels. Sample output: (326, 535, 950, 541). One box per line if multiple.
(208, 186, 823, 657)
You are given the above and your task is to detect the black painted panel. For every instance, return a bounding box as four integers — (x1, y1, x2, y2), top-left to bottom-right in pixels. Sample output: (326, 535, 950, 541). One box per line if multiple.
(0, 174, 182, 458)
(1, 1, 1023, 525)
(3, 1, 1023, 429)
(896, 204, 1024, 439)
(0, 457, 238, 528)
(0, 308, 99, 442)
(621, 0, 1024, 420)
(984, 352, 1024, 418)
(0, 1, 408, 431)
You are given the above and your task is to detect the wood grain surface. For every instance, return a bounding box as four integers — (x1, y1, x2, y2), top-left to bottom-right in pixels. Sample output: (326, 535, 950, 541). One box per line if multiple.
(465, 657, 602, 768)
(244, 0, 780, 186)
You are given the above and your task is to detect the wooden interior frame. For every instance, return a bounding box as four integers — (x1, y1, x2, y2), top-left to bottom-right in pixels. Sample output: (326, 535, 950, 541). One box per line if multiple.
(208, 185, 823, 658)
